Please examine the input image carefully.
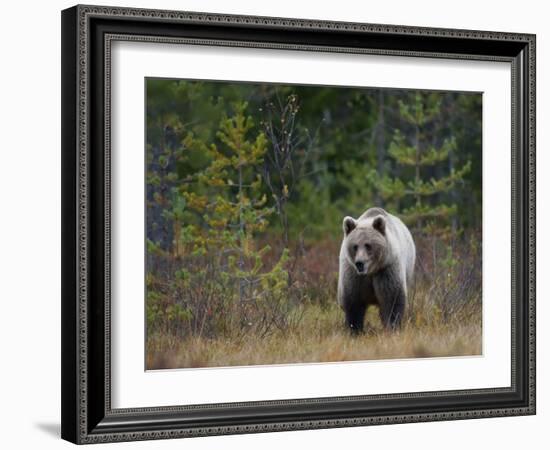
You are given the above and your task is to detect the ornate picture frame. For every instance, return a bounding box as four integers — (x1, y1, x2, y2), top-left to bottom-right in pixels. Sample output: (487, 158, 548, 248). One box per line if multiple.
(61, 4, 535, 444)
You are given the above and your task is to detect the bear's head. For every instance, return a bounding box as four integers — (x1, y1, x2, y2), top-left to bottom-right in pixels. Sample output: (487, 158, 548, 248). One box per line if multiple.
(342, 215, 387, 275)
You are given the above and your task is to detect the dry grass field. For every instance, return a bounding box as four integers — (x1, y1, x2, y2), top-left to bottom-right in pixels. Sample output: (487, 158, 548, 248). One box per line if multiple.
(147, 304, 481, 369)
(146, 235, 482, 370)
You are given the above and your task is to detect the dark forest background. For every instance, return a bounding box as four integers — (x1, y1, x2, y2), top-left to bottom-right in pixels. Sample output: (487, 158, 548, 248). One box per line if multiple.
(145, 78, 482, 369)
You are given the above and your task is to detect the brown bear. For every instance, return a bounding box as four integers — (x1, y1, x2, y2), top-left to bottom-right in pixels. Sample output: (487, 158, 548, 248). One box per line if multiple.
(337, 207, 415, 333)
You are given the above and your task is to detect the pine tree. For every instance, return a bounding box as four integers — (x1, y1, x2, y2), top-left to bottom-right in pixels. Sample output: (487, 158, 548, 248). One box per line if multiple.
(182, 102, 272, 253)
(178, 102, 289, 326)
(374, 92, 471, 237)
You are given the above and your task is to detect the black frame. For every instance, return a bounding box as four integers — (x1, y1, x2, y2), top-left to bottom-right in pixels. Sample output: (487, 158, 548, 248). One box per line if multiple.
(61, 4, 536, 444)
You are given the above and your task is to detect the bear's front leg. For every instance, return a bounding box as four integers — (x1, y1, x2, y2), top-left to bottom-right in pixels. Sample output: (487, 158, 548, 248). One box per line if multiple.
(373, 268, 406, 330)
(344, 302, 367, 334)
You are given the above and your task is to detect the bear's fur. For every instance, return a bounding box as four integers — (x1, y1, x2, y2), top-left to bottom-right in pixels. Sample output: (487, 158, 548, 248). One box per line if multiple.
(337, 207, 415, 332)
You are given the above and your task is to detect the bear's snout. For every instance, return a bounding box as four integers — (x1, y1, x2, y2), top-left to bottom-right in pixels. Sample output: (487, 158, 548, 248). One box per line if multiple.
(355, 261, 365, 273)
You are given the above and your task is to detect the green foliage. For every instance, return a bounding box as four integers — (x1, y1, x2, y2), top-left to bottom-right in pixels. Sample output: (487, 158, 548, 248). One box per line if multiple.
(285, 177, 341, 240)
(372, 92, 472, 234)
(180, 101, 274, 252)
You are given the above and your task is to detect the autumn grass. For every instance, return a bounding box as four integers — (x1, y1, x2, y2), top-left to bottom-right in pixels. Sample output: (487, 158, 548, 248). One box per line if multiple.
(146, 234, 482, 370)
(147, 298, 482, 370)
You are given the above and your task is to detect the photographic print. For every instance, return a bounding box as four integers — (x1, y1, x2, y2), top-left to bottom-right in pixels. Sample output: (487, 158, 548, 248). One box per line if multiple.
(145, 79, 482, 370)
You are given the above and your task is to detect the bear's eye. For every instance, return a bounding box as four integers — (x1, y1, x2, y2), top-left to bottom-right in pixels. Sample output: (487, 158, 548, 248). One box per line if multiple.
(365, 244, 372, 252)
(352, 244, 358, 252)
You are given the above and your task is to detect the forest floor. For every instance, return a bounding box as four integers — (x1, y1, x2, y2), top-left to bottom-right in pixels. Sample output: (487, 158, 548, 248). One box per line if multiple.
(146, 234, 482, 370)
(146, 301, 482, 370)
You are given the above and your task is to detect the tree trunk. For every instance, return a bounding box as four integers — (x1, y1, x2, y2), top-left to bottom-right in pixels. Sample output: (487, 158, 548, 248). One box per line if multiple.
(375, 90, 386, 206)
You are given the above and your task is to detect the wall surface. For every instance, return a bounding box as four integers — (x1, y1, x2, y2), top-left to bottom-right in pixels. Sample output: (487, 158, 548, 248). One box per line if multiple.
(0, 0, 545, 448)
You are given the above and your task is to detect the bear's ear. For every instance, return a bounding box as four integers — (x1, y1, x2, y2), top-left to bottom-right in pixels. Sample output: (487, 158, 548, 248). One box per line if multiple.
(343, 216, 357, 236)
(373, 216, 386, 235)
